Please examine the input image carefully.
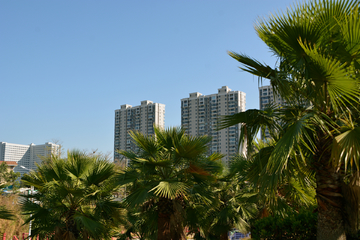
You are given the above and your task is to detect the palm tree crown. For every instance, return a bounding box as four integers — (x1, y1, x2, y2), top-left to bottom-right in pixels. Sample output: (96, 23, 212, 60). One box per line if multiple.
(116, 126, 223, 240)
(219, 0, 360, 239)
(21, 150, 123, 240)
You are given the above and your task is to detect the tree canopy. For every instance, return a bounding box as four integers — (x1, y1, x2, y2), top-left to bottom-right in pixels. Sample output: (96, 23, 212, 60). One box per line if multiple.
(219, 0, 360, 239)
(21, 150, 124, 240)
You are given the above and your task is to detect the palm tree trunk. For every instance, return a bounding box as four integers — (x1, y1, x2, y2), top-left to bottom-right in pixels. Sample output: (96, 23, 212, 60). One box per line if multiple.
(157, 212, 171, 240)
(315, 138, 346, 240)
(342, 175, 360, 238)
(157, 197, 172, 240)
(220, 232, 228, 240)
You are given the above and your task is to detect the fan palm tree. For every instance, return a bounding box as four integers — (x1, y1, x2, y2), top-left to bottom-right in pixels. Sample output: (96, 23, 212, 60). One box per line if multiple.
(116, 126, 223, 240)
(187, 175, 257, 240)
(244, 138, 316, 217)
(117, 202, 158, 240)
(21, 150, 124, 240)
(218, 0, 360, 239)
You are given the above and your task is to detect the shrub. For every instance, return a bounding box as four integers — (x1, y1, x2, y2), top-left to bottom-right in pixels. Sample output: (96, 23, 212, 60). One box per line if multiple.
(251, 209, 317, 240)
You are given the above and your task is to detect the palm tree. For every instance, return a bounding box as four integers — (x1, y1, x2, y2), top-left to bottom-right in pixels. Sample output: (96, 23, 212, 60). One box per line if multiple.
(21, 150, 124, 240)
(243, 138, 316, 217)
(116, 126, 223, 240)
(187, 174, 257, 240)
(218, 1, 360, 239)
(118, 204, 158, 240)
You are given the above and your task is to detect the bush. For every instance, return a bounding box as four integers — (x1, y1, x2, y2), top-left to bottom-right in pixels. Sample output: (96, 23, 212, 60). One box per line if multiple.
(251, 209, 317, 240)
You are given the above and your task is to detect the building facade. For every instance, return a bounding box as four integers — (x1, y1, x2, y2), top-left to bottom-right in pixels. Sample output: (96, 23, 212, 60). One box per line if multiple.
(181, 86, 246, 165)
(259, 85, 286, 139)
(0, 142, 60, 176)
(259, 85, 286, 110)
(114, 100, 165, 163)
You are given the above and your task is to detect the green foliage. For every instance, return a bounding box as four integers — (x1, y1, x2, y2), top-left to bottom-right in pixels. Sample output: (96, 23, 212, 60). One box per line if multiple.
(220, 0, 360, 237)
(0, 162, 20, 189)
(116, 126, 224, 239)
(184, 155, 259, 240)
(0, 205, 14, 220)
(195, 182, 257, 239)
(0, 162, 20, 220)
(228, 149, 316, 218)
(251, 209, 317, 240)
(117, 206, 158, 240)
(21, 150, 125, 240)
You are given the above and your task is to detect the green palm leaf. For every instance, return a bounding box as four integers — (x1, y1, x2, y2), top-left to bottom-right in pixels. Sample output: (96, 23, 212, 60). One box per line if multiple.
(218, 107, 280, 155)
(332, 126, 360, 171)
(267, 113, 315, 182)
(21, 150, 124, 239)
(150, 181, 189, 200)
(117, 126, 222, 239)
(73, 212, 106, 238)
(226, 0, 360, 236)
(0, 205, 14, 220)
(299, 40, 359, 109)
(228, 52, 277, 80)
(124, 185, 155, 208)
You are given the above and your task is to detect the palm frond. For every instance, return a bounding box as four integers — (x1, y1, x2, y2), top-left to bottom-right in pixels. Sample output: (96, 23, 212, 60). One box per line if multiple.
(20, 150, 123, 239)
(266, 119, 314, 193)
(124, 185, 155, 208)
(332, 126, 360, 171)
(228, 51, 277, 80)
(85, 159, 115, 186)
(218, 107, 280, 155)
(299, 40, 360, 109)
(73, 212, 107, 238)
(0, 205, 14, 220)
(150, 181, 190, 200)
(115, 169, 143, 186)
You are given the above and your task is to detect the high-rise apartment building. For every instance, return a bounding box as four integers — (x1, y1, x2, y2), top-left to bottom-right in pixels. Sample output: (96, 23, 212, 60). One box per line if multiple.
(259, 85, 286, 110)
(0, 142, 60, 176)
(181, 86, 246, 165)
(259, 85, 286, 139)
(114, 100, 165, 163)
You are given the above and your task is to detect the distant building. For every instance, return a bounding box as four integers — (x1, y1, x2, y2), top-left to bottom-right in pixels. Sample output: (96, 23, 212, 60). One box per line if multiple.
(0, 142, 60, 176)
(259, 85, 286, 139)
(114, 100, 165, 163)
(181, 86, 246, 165)
(259, 85, 286, 110)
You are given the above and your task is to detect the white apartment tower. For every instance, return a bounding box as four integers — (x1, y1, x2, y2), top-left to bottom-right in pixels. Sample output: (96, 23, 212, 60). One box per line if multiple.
(259, 85, 286, 110)
(114, 100, 165, 163)
(259, 85, 286, 139)
(181, 86, 246, 165)
(0, 142, 60, 176)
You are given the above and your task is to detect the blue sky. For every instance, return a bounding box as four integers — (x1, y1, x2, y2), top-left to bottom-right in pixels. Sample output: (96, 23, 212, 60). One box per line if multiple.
(1, 0, 295, 157)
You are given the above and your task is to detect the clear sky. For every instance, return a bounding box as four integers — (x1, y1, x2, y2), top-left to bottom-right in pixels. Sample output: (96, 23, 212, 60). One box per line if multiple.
(1, 0, 295, 157)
